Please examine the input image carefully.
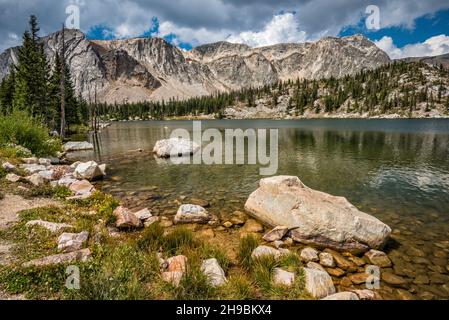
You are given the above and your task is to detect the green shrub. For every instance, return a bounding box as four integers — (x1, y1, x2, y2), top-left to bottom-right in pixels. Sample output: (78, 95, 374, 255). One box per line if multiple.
(65, 243, 160, 300)
(220, 275, 256, 300)
(0, 111, 61, 156)
(252, 255, 279, 292)
(137, 222, 165, 251)
(170, 262, 215, 300)
(238, 234, 258, 270)
(0, 166, 6, 179)
(0, 265, 67, 299)
(162, 227, 196, 255)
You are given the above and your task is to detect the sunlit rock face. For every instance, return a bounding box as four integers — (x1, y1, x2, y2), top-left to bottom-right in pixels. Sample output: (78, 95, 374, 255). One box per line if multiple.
(0, 31, 390, 104)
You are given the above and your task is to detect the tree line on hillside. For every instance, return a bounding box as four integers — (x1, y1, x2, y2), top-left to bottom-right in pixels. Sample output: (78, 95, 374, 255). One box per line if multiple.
(95, 60, 449, 120)
(0, 15, 89, 136)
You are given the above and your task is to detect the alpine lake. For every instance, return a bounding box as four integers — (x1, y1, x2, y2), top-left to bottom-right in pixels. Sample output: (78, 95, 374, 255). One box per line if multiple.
(68, 119, 449, 300)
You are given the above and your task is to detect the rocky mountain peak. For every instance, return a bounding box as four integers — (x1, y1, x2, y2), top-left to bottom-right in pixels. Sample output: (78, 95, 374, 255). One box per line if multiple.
(0, 29, 391, 103)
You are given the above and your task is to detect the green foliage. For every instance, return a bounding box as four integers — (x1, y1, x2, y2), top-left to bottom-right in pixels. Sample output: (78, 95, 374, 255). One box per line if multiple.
(0, 110, 61, 156)
(199, 243, 230, 273)
(0, 265, 67, 299)
(169, 261, 215, 300)
(162, 227, 196, 255)
(47, 53, 83, 132)
(0, 166, 6, 179)
(94, 61, 448, 119)
(52, 185, 72, 199)
(0, 144, 33, 159)
(76, 191, 119, 225)
(219, 275, 256, 300)
(137, 222, 165, 251)
(237, 234, 258, 270)
(66, 243, 159, 300)
(13, 15, 50, 118)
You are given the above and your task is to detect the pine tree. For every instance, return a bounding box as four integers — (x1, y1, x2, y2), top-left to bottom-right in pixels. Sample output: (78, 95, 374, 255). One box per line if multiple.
(0, 68, 15, 115)
(12, 15, 49, 119)
(48, 53, 81, 132)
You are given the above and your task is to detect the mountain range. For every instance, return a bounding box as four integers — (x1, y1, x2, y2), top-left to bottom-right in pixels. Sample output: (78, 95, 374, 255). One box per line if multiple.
(0, 29, 394, 104)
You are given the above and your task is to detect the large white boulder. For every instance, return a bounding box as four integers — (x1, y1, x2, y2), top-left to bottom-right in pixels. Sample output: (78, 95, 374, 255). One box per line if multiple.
(74, 161, 104, 181)
(153, 138, 200, 158)
(63, 141, 94, 152)
(244, 176, 391, 253)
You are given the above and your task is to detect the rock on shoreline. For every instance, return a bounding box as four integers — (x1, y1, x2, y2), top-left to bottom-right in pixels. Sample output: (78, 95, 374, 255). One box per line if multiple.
(244, 176, 391, 254)
(153, 138, 200, 158)
(63, 141, 94, 152)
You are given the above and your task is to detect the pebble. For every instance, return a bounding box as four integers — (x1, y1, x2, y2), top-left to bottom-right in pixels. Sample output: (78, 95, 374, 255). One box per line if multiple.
(326, 268, 345, 277)
(382, 272, 407, 286)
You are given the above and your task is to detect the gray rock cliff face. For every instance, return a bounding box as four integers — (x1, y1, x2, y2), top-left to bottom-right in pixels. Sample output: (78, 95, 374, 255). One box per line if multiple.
(0, 31, 390, 103)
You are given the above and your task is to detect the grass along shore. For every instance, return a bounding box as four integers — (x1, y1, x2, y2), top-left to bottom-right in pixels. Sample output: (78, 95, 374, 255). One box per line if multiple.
(0, 148, 313, 300)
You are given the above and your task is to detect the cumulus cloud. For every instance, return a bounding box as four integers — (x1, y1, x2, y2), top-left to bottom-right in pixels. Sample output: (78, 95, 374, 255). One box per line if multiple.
(0, 0, 449, 52)
(226, 12, 307, 47)
(375, 34, 449, 59)
(157, 21, 230, 47)
(157, 12, 307, 48)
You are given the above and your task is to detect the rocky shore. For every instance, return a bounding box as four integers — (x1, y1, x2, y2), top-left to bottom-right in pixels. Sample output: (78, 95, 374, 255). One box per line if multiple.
(1, 139, 448, 300)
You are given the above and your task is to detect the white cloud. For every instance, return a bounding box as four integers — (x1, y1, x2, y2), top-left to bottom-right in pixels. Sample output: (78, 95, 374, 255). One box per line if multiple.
(226, 12, 307, 47)
(158, 21, 230, 46)
(156, 12, 308, 48)
(375, 34, 449, 59)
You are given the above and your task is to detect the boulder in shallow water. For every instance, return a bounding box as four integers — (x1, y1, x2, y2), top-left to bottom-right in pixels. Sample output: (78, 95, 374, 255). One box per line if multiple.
(74, 161, 105, 181)
(153, 138, 200, 158)
(63, 141, 94, 152)
(244, 176, 391, 254)
(364, 249, 392, 267)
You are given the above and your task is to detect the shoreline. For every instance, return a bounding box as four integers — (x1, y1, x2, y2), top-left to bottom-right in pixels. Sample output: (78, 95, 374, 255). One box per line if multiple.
(109, 113, 449, 122)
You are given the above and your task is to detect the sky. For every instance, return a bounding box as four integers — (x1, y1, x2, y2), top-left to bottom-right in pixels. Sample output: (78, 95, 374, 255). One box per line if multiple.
(0, 0, 448, 59)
